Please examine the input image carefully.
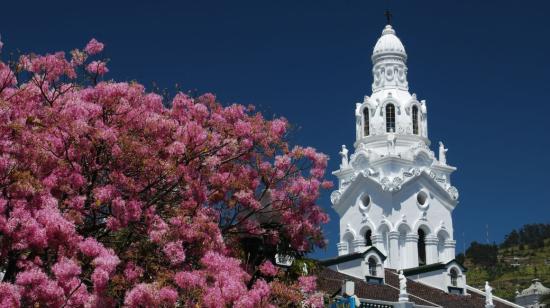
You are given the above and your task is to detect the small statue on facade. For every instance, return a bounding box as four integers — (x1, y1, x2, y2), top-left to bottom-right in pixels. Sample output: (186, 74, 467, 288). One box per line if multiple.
(439, 141, 448, 165)
(387, 129, 396, 155)
(339, 145, 349, 169)
(398, 270, 409, 302)
(485, 281, 494, 306)
(399, 271, 407, 293)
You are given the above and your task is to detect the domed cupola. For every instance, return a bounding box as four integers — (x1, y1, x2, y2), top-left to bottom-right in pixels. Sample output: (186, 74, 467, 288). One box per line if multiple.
(371, 25, 409, 93)
(372, 25, 407, 62)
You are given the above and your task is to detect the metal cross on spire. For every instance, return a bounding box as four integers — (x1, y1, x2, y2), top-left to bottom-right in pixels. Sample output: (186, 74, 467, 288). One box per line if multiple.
(384, 9, 393, 25)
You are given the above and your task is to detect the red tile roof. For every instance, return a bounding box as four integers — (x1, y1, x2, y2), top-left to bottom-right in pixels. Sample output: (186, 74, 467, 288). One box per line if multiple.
(316, 267, 517, 308)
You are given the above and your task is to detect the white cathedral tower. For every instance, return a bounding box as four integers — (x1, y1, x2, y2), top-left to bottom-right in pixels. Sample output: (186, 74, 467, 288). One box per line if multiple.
(327, 23, 465, 291)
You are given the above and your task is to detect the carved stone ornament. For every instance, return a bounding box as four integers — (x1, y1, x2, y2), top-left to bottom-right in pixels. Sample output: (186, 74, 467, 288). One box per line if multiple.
(419, 211, 427, 220)
(447, 186, 459, 200)
(351, 153, 370, 171)
(381, 176, 403, 192)
(367, 168, 379, 177)
(397, 124, 405, 134)
(330, 190, 342, 205)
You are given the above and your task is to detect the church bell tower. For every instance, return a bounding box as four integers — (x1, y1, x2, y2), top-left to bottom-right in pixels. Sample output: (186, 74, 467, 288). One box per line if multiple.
(330, 23, 460, 271)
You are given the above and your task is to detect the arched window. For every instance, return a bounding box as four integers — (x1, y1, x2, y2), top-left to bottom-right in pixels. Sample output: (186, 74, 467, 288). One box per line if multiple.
(386, 104, 395, 133)
(368, 257, 377, 276)
(450, 268, 458, 286)
(363, 108, 370, 136)
(365, 229, 372, 247)
(418, 229, 426, 266)
(412, 105, 419, 135)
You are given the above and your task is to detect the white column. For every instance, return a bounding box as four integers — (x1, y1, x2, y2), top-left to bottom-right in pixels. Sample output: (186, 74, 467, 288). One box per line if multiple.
(389, 231, 400, 269)
(337, 242, 348, 256)
(352, 239, 367, 253)
(444, 239, 456, 262)
(372, 234, 388, 266)
(425, 235, 439, 265)
(405, 233, 419, 268)
(372, 234, 384, 252)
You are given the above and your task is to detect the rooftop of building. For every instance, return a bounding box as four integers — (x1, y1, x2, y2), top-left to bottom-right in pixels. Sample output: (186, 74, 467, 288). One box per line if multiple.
(316, 267, 517, 308)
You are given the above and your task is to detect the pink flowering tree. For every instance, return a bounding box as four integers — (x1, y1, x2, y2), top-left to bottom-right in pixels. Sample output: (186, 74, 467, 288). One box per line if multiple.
(0, 38, 331, 307)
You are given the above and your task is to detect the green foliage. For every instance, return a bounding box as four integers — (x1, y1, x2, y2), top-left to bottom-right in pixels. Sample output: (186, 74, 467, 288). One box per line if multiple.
(501, 224, 550, 249)
(465, 224, 550, 301)
(466, 242, 498, 268)
(455, 253, 465, 264)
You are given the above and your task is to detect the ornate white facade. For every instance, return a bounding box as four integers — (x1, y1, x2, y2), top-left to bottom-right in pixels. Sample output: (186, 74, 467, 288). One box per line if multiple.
(331, 24, 460, 271)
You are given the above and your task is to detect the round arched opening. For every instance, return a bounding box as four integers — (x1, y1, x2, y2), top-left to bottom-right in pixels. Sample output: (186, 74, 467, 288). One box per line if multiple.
(417, 191, 428, 206)
(450, 268, 458, 286)
(363, 108, 370, 137)
(412, 105, 419, 135)
(365, 229, 372, 247)
(386, 104, 396, 133)
(368, 257, 377, 276)
(361, 194, 371, 207)
(418, 229, 427, 266)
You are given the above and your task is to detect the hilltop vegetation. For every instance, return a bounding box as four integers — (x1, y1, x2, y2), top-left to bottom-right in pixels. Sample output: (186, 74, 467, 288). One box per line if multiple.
(458, 224, 550, 301)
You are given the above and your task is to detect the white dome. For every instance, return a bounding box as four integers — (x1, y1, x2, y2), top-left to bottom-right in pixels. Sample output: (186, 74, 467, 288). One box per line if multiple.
(372, 25, 407, 61)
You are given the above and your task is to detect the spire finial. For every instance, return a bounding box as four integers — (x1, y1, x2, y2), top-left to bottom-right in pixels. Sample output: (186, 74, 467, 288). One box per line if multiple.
(384, 9, 393, 25)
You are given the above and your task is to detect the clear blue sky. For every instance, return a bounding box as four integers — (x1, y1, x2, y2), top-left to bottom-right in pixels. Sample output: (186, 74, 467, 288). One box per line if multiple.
(2, 0, 549, 259)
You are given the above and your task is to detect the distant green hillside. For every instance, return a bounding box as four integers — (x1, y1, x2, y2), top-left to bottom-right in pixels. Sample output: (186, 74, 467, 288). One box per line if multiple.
(460, 224, 550, 301)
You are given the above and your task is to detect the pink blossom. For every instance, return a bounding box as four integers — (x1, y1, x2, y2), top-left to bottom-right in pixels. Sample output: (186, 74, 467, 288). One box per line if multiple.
(298, 276, 317, 293)
(124, 262, 144, 284)
(84, 38, 104, 55)
(0, 63, 17, 88)
(15, 268, 64, 307)
(163, 241, 186, 265)
(93, 185, 117, 203)
(0, 40, 332, 306)
(70, 49, 87, 66)
(235, 279, 271, 308)
(303, 292, 324, 308)
(124, 283, 156, 307)
(124, 284, 178, 307)
(259, 260, 278, 277)
(167, 141, 186, 155)
(158, 287, 178, 305)
(235, 119, 252, 137)
(78, 237, 105, 257)
(0, 283, 21, 308)
(52, 257, 81, 284)
(174, 271, 206, 289)
(86, 60, 109, 75)
(270, 118, 287, 136)
(91, 268, 109, 292)
(26, 52, 76, 81)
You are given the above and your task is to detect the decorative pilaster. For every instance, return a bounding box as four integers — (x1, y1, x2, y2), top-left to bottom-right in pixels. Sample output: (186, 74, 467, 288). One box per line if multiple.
(444, 239, 456, 262)
(389, 231, 400, 269)
(352, 239, 367, 253)
(372, 234, 384, 252)
(405, 233, 419, 268)
(425, 235, 439, 265)
(337, 242, 348, 256)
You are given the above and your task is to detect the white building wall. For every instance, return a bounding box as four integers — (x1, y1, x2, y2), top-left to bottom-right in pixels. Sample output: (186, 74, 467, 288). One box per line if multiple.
(329, 23, 462, 293)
